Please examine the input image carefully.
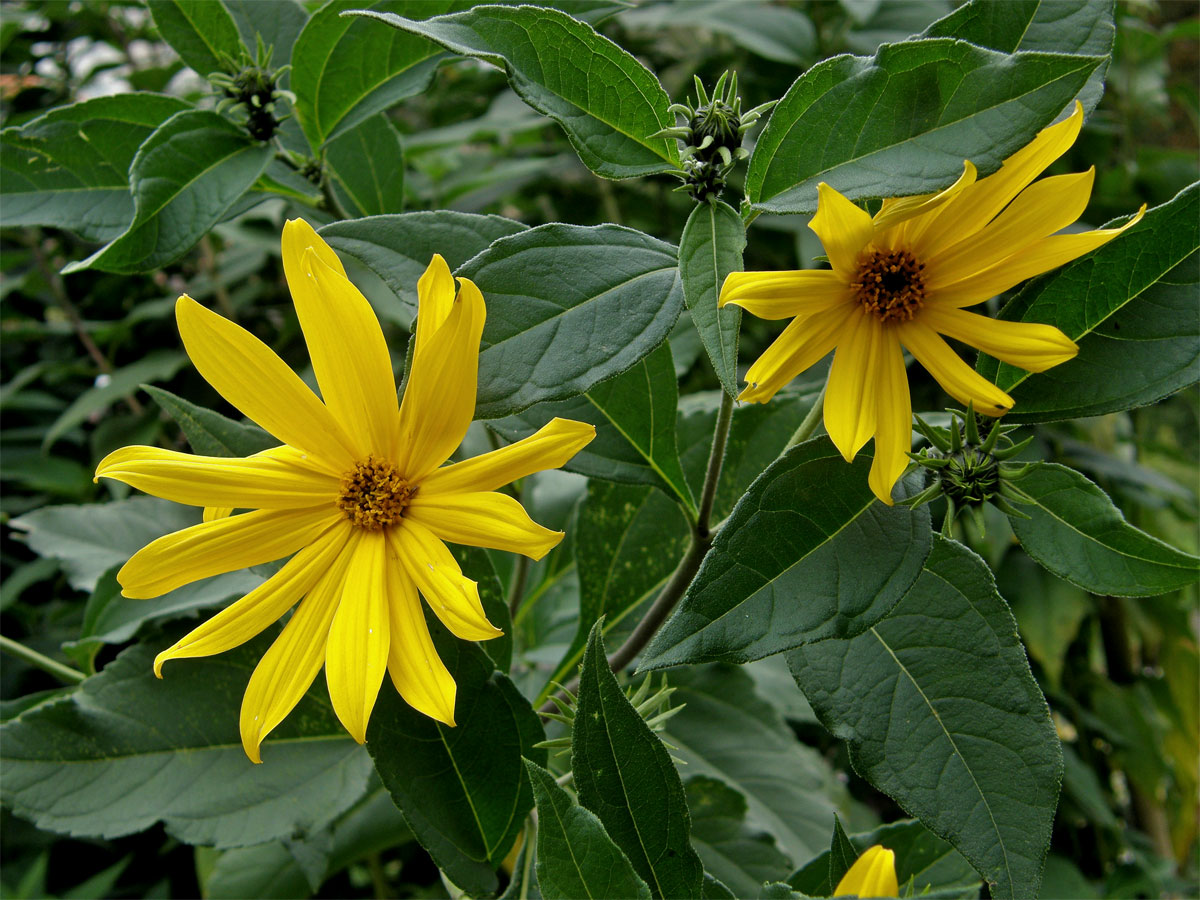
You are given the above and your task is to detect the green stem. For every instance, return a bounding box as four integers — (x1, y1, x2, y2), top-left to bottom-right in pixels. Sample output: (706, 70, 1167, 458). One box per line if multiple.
(785, 385, 826, 449)
(366, 852, 388, 900)
(507, 552, 531, 619)
(0, 635, 86, 684)
(519, 816, 537, 900)
(696, 391, 734, 536)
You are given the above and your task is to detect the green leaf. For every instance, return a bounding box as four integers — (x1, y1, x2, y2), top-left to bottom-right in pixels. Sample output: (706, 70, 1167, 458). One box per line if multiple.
(0, 635, 373, 847)
(494, 345, 695, 507)
(525, 759, 652, 900)
(325, 114, 405, 217)
(977, 184, 1200, 422)
(619, 1, 816, 66)
(679, 200, 744, 398)
(827, 816, 858, 889)
(540, 481, 690, 700)
(321, 211, 527, 321)
(42, 351, 188, 449)
(1006, 463, 1200, 597)
(997, 553, 1091, 691)
(63, 111, 273, 274)
(572, 623, 704, 899)
(662, 664, 843, 870)
(356, 4, 678, 178)
(366, 632, 544, 896)
(788, 819, 981, 899)
(452, 545, 513, 673)
(685, 776, 793, 898)
(147, 0, 244, 77)
(641, 437, 932, 670)
(923, 0, 1114, 114)
(0, 94, 191, 241)
(207, 785, 411, 900)
(458, 224, 684, 419)
(144, 385, 275, 458)
(68, 565, 262, 650)
(788, 536, 1063, 900)
(291, 0, 455, 149)
(10, 497, 197, 592)
(745, 39, 1102, 213)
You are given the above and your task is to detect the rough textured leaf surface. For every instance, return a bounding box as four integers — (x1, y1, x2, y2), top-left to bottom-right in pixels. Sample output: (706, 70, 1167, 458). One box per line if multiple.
(642, 437, 931, 669)
(0, 636, 372, 847)
(572, 623, 704, 899)
(64, 111, 272, 274)
(358, 4, 678, 178)
(679, 200, 744, 398)
(525, 760, 651, 900)
(746, 39, 1101, 213)
(459, 224, 684, 419)
(789, 536, 1063, 900)
(685, 775, 793, 897)
(1008, 463, 1199, 597)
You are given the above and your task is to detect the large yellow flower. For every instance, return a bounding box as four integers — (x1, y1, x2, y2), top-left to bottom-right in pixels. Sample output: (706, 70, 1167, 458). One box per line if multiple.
(721, 102, 1144, 504)
(96, 220, 594, 762)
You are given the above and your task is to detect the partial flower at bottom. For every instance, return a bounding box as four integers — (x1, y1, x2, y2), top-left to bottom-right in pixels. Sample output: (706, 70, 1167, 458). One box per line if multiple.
(95, 219, 595, 762)
(833, 844, 898, 898)
(721, 102, 1145, 504)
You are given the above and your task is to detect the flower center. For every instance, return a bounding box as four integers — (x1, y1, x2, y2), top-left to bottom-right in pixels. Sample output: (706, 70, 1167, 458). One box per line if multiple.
(852, 249, 926, 323)
(336, 458, 415, 531)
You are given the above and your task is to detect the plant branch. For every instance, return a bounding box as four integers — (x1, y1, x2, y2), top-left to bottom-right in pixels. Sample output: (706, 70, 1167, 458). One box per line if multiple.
(0, 635, 86, 684)
(696, 391, 734, 536)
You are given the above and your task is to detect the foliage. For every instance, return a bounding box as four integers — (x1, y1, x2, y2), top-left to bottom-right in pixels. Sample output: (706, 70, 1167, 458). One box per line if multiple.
(1, 1, 1196, 898)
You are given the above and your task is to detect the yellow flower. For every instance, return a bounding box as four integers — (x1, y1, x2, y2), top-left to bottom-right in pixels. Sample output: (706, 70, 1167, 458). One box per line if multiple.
(833, 844, 898, 898)
(95, 220, 595, 762)
(721, 102, 1145, 504)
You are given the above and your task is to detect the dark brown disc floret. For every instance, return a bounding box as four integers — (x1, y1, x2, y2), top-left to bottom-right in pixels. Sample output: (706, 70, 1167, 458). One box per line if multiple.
(852, 249, 927, 323)
(337, 458, 415, 530)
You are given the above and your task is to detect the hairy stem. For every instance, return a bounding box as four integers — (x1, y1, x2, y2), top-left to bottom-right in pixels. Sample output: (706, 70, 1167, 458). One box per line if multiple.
(0, 635, 86, 684)
(538, 389, 732, 715)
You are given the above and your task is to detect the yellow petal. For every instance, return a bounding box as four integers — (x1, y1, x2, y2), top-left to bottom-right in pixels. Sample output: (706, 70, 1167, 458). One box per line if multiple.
(921, 306, 1078, 372)
(389, 521, 502, 642)
(419, 417, 596, 495)
(282, 218, 345, 279)
(912, 102, 1084, 255)
(397, 276, 486, 480)
(383, 558, 456, 726)
(204, 507, 234, 522)
(868, 337, 912, 505)
(95, 445, 340, 509)
(925, 169, 1096, 291)
(119, 506, 340, 599)
(834, 845, 899, 898)
(325, 530, 390, 744)
(407, 491, 563, 560)
(239, 531, 359, 762)
(739, 305, 854, 404)
(872, 160, 977, 238)
(823, 310, 881, 462)
(928, 206, 1147, 309)
(897, 321, 1013, 416)
(154, 522, 351, 676)
(294, 247, 400, 458)
(719, 269, 851, 320)
(415, 253, 457, 352)
(175, 295, 356, 470)
(809, 182, 874, 279)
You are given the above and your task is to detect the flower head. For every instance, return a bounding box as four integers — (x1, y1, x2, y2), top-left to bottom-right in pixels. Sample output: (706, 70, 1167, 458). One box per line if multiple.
(833, 844, 898, 898)
(96, 220, 594, 762)
(721, 102, 1145, 504)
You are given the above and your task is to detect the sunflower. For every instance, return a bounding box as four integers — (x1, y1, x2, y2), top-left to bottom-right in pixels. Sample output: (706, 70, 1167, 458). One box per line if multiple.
(95, 220, 595, 762)
(721, 102, 1145, 503)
